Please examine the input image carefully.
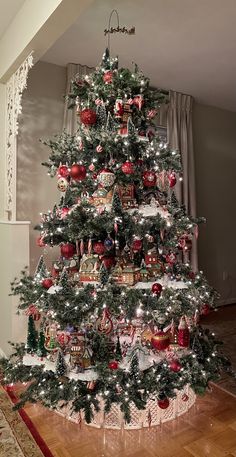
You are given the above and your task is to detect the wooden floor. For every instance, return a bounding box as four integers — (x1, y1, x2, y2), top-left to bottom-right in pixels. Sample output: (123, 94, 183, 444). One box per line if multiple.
(22, 384, 236, 457)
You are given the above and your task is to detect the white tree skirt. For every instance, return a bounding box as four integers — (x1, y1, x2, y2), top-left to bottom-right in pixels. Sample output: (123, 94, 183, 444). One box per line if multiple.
(81, 276, 188, 290)
(23, 354, 98, 381)
(56, 385, 196, 429)
(133, 276, 188, 290)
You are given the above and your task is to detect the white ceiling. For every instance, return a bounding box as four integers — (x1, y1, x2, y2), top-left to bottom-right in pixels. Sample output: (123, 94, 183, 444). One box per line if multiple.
(0, 0, 25, 39)
(42, 0, 236, 112)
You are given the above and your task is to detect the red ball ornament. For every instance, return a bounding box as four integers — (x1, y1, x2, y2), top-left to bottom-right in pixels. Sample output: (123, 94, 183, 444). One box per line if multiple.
(189, 271, 195, 280)
(103, 70, 113, 84)
(121, 161, 135, 175)
(201, 304, 211, 316)
(151, 331, 170, 350)
(168, 172, 177, 188)
(60, 243, 76, 259)
(101, 256, 116, 269)
(151, 283, 163, 295)
(142, 171, 157, 187)
(169, 359, 182, 372)
(132, 238, 142, 252)
(58, 165, 69, 178)
(158, 398, 170, 409)
(93, 241, 105, 255)
(70, 164, 86, 181)
(80, 108, 97, 126)
(108, 360, 119, 370)
(41, 278, 53, 289)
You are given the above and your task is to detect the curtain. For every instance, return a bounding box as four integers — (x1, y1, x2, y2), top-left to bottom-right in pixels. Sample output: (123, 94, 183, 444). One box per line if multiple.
(167, 90, 198, 271)
(63, 63, 95, 134)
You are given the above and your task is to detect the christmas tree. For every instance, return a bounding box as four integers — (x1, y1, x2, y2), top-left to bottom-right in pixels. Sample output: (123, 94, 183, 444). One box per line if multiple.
(37, 326, 47, 358)
(26, 316, 38, 353)
(3, 48, 230, 426)
(55, 349, 67, 376)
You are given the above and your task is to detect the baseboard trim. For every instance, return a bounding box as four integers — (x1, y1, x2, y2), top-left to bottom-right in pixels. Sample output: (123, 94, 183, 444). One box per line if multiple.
(217, 298, 236, 307)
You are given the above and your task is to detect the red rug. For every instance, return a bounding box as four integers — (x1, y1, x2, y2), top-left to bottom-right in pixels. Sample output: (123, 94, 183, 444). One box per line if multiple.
(0, 385, 54, 457)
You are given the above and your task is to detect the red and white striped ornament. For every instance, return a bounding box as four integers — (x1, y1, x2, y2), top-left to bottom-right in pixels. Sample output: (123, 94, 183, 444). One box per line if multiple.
(80, 239, 84, 256)
(87, 238, 92, 255)
(95, 98, 103, 106)
(25, 304, 41, 321)
(147, 109, 157, 119)
(96, 145, 103, 153)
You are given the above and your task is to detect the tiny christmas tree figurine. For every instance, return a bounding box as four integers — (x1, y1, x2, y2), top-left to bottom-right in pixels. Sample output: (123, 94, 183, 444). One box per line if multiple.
(37, 325, 47, 358)
(26, 315, 38, 353)
(100, 262, 109, 286)
(55, 349, 67, 376)
(129, 352, 139, 379)
(112, 187, 123, 214)
(115, 335, 122, 360)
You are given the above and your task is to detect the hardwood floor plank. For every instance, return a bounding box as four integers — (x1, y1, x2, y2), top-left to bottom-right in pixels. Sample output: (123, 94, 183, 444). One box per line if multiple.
(185, 437, 228, 457)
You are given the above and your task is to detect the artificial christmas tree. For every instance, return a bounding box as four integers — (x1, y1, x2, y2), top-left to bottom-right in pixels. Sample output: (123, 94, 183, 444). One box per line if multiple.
(26, 316, 38, 354)
(2, 48, 231, 429)
(55, 349, 67, 376)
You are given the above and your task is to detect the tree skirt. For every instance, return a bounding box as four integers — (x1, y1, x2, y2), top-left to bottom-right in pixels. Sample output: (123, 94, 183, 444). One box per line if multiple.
(0, 387, 53, 457)
(57, 385, 196, 429)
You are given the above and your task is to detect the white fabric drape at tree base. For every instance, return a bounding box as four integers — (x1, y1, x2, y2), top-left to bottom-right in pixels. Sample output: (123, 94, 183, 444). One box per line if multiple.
(63, 65, 197, 270)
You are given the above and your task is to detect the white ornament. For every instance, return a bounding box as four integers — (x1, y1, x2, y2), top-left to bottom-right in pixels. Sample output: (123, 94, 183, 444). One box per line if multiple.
(47, 285, 62, 295)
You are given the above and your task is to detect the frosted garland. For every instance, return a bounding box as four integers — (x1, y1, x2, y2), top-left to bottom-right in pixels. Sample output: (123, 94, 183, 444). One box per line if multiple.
(5, 53, 33, 220)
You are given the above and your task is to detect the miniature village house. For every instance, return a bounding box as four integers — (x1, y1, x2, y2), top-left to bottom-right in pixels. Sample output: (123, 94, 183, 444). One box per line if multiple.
(112, 259, 141, 285)
(145, 249, 164, 277)
(69, 332, 93, 370)
(118, 184, 137, 208)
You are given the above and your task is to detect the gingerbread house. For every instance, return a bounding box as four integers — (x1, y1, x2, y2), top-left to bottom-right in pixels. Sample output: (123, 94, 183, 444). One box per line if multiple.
(79, 254, 101, 282)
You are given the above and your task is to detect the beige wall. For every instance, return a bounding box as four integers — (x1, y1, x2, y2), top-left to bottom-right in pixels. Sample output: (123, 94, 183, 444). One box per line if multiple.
(193, 102, 236, 305)
(17, 60, 66, 272)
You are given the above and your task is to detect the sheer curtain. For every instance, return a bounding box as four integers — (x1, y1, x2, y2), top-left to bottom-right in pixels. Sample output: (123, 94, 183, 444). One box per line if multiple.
(167, 91, 198, 270)
(63, 63, 95, 133)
